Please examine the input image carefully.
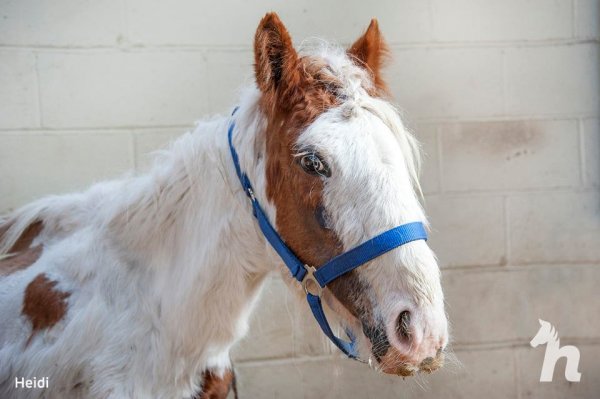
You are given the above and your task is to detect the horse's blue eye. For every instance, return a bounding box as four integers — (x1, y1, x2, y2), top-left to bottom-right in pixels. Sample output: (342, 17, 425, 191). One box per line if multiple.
(299, 152, 331, 177)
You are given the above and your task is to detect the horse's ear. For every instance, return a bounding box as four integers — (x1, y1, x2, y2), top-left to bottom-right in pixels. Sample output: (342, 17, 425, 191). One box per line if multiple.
(254, 12, 299, 96)
(348, 19, 389, 92)
(538, 319, 544, 325)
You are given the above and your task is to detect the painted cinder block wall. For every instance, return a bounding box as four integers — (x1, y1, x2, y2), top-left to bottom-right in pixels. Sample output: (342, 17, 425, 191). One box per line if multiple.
(1, 1, 599, 397)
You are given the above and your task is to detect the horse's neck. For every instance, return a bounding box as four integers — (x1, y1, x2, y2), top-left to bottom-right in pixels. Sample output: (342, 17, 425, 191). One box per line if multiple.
(108, 94, 274, 364)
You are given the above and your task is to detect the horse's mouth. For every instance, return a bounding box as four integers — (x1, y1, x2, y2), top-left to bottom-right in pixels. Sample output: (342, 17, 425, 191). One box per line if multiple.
(359, 319, 445, 376)
(419, 351, 445, 373)
(373, 348, 446, 377)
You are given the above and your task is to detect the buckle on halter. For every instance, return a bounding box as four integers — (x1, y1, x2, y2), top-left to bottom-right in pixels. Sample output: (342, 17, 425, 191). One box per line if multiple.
(246, 187, 256, 201)
(302, 264, 323, 297)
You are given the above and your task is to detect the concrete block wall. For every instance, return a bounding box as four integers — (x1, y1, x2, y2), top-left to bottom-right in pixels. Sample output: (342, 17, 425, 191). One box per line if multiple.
(1, 1, 599, 397)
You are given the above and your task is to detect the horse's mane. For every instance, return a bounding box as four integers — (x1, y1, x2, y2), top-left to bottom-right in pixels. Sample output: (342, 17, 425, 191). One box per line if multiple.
(0, 209, 40, 256)
(0, 135, 203, 257)
(0, 182, 121, 256)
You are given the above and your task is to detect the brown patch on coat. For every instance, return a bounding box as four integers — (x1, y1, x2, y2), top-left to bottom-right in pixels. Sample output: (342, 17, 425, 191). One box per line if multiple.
(348, 19, 390, 95)
(0, 245, 43, 276)
(194, 369, 235, 399)
(253, 13, 388, 322)
(0, 219, 43, 253)
(22, 273, 70, 345)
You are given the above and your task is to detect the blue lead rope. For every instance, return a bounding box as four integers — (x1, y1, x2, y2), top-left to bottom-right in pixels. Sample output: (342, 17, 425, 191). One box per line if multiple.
(227, 112, 427, 359)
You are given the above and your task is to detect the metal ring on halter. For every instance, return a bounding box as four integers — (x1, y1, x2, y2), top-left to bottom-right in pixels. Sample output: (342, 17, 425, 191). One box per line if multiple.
(302, 265, 323, 297)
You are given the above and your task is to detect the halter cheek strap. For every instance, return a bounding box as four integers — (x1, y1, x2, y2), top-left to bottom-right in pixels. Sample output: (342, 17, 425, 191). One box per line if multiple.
(228, 111, 427, 359)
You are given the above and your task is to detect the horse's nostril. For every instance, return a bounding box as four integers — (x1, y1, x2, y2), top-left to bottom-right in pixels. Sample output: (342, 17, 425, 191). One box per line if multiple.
(396, 310, 411, 341)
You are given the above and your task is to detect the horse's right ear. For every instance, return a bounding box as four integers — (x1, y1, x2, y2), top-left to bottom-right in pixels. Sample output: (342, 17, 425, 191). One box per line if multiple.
(254, 13, 299, 96)
(538, 319, 545, 325)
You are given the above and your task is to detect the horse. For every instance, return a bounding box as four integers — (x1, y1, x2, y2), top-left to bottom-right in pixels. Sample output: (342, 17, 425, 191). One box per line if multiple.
(530, 319, 581, 382)
(0, 12, 449, 399)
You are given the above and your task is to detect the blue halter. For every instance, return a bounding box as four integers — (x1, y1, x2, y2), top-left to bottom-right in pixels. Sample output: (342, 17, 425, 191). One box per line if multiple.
(227, 111, 427, 359)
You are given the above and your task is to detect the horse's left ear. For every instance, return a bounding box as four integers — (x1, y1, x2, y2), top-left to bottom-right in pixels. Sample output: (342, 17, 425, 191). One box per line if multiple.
(348, 19, 389, 92)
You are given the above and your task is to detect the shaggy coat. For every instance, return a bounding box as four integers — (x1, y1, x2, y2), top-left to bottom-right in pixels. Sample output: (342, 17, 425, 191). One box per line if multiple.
(0, 13, 448, 398)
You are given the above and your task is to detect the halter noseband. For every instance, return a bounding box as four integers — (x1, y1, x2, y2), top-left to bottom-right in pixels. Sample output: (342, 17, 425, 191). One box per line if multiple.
(228, 110, 427, 359)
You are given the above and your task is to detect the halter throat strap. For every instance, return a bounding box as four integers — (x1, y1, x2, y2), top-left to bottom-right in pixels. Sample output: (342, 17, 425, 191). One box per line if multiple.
(227, 110, 427, 359)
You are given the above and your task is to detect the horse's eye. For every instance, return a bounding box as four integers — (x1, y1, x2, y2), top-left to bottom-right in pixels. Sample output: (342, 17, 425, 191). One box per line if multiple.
(299, 152, 331, 177)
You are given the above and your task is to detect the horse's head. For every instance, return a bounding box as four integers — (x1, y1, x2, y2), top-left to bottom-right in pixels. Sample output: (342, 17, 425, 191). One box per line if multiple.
(252, 13, 448, 376)
(530, 319, 553, 348)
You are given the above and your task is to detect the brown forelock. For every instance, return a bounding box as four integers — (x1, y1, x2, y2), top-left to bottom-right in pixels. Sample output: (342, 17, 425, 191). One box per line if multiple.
(194, 369, 235, 399)
(22, 273, 70, 345)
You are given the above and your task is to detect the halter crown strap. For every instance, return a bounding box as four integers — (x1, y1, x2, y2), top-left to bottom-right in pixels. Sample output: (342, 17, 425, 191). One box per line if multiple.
(227, 111, 427, 359)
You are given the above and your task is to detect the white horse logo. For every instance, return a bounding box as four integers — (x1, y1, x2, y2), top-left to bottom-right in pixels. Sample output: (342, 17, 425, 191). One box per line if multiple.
(530, 319, 581, 382)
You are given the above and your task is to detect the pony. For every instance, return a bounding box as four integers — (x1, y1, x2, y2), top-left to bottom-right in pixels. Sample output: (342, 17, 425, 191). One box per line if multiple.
(0, 13, 448, 398)
(530, 319, 581, 382)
